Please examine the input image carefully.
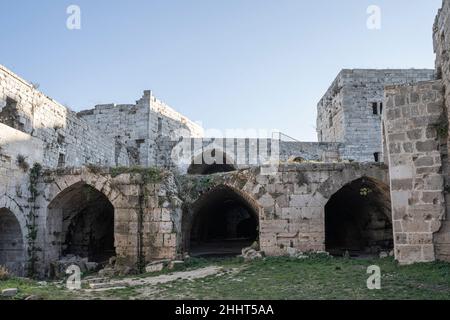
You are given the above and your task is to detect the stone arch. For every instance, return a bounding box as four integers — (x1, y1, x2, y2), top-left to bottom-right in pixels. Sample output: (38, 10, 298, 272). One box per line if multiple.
(323, 176, 392, 257)
(0, 205, 26, 276)
(48, 169, 122, 206)
(0, 196, 27, 275)
(182, 184, 262, 257)
(187, 148, 237, 175)
(46, 173, 120, 273)
(316, 165, 389, 202)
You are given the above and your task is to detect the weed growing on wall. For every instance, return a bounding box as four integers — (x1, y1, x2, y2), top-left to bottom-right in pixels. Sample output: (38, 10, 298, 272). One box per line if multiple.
(26, 163, 42, 277)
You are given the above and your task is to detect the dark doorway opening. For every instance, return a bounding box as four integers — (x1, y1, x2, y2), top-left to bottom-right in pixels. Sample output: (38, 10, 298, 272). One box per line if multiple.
(187, 186, 259, 257)
(187, 149, 236, 175)
(48, 183, 115, 265)
(325, 177, 393, 257)
(0, 208, 25, 276)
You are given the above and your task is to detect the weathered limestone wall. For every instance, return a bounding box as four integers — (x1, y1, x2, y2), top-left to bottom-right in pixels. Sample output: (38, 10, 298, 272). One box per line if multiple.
(0, 123, 47, 276)
(317, 69, 435, 163)
(38, 168, 182, 276)
(77, 102, 150, 166)
(0, 65, 130, 275)
(433, 0, 450, 262)
(384, 80, 446, 264)
(13, 162, 388, 277)
(78, 90, 204, 167)
(179, 163, 389, 256)
(0, 65, 129, 169)
(279, 141, 344, 163)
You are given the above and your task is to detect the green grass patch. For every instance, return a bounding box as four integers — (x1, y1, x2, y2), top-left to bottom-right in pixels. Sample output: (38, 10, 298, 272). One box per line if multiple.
(147, 256, 450, 300)
(0, 278, 75, 300)
(1, 256, 449, 300)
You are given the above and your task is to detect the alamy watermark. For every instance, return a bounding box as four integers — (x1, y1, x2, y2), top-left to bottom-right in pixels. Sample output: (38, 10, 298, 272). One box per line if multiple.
(367, 5, 381, 30)
(66, 5, 81, 30)
(66, 264, 81, 290)
(366, 265, 381, 290)
(170, 128, 281, 176)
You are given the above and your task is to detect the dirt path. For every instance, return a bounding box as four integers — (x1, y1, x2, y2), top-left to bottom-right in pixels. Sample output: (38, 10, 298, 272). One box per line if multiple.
(84, 266, 225, 293)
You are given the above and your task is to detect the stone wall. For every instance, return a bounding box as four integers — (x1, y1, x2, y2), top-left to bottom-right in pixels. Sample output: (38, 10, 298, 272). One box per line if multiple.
(317, 69, 435, 163)
(0, 65, 129, 168)
(39, 168, 182, 276)
(179, 163, 389, 256)
(384, 80, 446, 264)
(433, 0, 450, 262)
(78, 90, 204, 167)
(7, 162, 387, 277)
(156, 137, 349, 174)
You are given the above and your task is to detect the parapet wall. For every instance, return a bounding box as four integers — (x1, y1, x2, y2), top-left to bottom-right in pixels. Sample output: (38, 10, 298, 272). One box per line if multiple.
(156, 137, 347, 174)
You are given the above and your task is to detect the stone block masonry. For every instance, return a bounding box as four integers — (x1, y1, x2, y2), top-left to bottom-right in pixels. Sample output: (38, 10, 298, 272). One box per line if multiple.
(384, 80, 446, 264)
(159, 137, 347, 174)
(78, 90, 204, 167)
(317, 69, 435, 163)
(433, 0, 450, 261)
(36, 163, 389, 276)
(0, 64, 129, 169)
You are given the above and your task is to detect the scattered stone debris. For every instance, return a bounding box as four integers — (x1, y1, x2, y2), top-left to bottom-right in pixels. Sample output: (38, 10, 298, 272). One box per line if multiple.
(146, 259, 173, 273)
(25, 295, 42, 300)
(86, 265, 225, 293)
(2, 288, 18, 297)
(50, 255, 99, 278)
(240, 247, 263, 262)
(98, 267, 115, 278)
(168, 260, 185, 270)
(98, 256, 136, 277)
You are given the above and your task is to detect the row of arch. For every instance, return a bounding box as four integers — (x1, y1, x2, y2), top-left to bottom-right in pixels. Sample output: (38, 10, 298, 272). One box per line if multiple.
(0, 174, 393, 277)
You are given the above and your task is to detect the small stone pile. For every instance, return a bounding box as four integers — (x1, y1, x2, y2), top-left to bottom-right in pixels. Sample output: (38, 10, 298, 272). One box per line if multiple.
(240, 247, 264, 262)
(50, 255, 98, 278)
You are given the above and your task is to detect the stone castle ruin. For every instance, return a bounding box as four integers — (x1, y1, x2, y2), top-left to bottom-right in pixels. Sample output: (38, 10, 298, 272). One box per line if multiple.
(1, 1, 450, 278)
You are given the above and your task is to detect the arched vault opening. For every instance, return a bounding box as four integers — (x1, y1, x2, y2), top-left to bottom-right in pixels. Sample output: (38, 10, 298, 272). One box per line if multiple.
(184, 185, 259, 257)
(187, 149, 237, 175)
(47, 182, 115, 265)
(325, 177, 393, 257)
(0, 208, 25, 276)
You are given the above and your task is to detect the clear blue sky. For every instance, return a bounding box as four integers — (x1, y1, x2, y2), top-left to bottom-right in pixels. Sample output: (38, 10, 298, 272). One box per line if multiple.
(0, 0, 442, 141)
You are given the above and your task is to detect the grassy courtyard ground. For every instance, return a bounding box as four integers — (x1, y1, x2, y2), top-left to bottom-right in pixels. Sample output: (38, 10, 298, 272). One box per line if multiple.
(1, 255, 450, 300)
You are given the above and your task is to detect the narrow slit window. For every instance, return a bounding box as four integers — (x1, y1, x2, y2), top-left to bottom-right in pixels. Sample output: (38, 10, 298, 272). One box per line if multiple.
(372, 102, 378, 115)
(374, 152, 380, 163)
(157, 117, 163, 133)
(58, 153, 66, 168)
